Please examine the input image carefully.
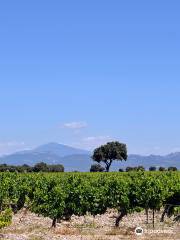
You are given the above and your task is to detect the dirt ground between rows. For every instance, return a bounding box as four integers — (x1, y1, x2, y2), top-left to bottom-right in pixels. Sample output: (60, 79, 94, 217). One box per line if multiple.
(0, 209, 179, 240)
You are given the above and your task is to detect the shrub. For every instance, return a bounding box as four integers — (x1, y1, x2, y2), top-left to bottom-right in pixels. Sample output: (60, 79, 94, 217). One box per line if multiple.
(159, 167, 166, 171)
(90, 164, 105, 172)
(149, 166, 156, 171)
(168, 167, 177, 171)
(0, 208, 12, 229)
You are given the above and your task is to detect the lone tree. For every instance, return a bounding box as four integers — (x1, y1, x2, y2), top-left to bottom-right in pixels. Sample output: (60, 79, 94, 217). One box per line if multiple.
(92, 141, 127, 172)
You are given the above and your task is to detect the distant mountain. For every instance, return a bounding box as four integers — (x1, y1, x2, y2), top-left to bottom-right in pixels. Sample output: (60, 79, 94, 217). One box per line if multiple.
(0, 142, 179, 171)
(0, 143, 92, 171)
(0, 151, 61, 166)
(34, 142, 90, 157)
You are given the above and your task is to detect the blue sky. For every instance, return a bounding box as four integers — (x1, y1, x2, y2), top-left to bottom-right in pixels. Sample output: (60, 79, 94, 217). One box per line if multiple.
(0, 0, 180, 155)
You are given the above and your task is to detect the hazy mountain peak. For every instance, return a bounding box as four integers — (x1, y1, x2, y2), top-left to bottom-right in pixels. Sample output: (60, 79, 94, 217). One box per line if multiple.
(34, 142, 90, 157)
(167, 152, 180, 156)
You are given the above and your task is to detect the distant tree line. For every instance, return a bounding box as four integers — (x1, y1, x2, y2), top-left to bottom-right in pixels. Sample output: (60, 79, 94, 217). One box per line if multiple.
(125, 166, 177, 172)
(90, 164, 178, 172)
(0, 162, 64, 173)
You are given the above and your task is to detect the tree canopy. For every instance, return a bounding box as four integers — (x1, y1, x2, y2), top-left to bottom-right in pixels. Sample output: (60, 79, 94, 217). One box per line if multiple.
(92, 141, 127, 172)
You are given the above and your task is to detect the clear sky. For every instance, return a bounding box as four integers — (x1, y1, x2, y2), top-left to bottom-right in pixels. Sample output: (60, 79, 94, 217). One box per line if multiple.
(0, 0, 180, 155)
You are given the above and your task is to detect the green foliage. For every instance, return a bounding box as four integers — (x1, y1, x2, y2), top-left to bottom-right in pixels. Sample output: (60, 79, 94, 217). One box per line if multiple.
(0, 208, 12, 229)
(149, 166, 156, 171)
(119, 168, 124, 172)
(126, 166, 145, 172)
(0, 171, 179, 227)
(32, 162, 49, 172)
(159, 167, 166, 171)
(0, 163, 64, 173)
(31, 176, 66, 225)
(92, 141, 127, 172)
(47, 164, 64, 172)
(174, 207, 180, 215)
(168, 166, 178, 171)
(90, 164, 105, 172)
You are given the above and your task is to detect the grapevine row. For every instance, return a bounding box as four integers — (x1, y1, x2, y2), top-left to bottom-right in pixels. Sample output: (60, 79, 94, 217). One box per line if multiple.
(0, 171, 179, 228)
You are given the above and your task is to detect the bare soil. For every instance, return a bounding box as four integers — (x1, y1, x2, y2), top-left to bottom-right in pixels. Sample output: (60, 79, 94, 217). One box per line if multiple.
(0, 209, 179, 240)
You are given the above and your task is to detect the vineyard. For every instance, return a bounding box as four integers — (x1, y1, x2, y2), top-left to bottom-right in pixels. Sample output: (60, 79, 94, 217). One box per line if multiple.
(0, 171, 179, 233)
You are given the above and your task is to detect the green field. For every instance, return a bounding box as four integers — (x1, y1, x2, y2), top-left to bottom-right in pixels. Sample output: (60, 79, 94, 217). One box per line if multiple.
(0, 171, 180, 228)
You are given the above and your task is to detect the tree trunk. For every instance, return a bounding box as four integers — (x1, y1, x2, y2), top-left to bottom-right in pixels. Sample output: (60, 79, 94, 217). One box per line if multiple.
(105, 160, 112, 172)
(145, 208, 149, 224)
(152, 209, 155, 228)
(174, 214, 180, 222)
(115, 208, 127, 227)
(52, 218, 57, 228)
(160, 205, 170, 222)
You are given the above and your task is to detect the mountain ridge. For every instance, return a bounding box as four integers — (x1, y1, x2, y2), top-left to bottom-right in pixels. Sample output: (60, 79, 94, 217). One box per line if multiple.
(34, 142, 90, 156)
(0, 143, 179, 171)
